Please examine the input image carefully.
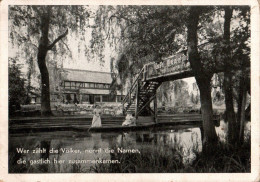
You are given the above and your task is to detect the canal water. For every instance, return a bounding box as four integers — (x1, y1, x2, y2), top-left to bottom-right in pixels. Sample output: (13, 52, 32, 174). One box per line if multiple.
(9, 120, 250, 173)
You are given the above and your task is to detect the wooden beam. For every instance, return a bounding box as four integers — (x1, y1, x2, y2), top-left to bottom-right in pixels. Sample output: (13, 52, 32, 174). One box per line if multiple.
(147, 106, 154, 115)
(122, 102, 125, 115)
(139, 97, 153, 114)
(137, 94, 156, 116)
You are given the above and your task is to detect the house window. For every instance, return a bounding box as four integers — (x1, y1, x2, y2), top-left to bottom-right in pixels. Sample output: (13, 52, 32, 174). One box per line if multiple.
(102, 95, 109, 102)
(89, 83, 95, 88)
(65, 81, 70, 88)
(71, 82, 76, 89)
(102, 95, 116, 102)
(85, 83, 89, 88)
(95, 83, 103, 89)
(82, 94, 89, 102)
(110, 95, 116, 102)
(95, 95, 101, 102)
(105, 84, 110, 89)
(76, 82, 81, 87)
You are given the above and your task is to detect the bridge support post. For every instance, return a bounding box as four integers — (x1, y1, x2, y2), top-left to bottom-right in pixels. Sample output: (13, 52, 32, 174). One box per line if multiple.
(135, 81, 140, 119)
(154, 92, 157, 123)
(122, 102, 125, 116)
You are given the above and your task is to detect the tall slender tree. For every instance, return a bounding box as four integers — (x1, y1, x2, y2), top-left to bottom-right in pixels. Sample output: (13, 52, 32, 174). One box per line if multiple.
(223, 6, 237, 143)
(187, 7, 218, 149)
(9, 6, 90, 115)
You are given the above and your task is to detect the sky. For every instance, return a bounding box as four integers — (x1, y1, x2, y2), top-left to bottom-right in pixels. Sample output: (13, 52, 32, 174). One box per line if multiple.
(62, 32, 111, 72)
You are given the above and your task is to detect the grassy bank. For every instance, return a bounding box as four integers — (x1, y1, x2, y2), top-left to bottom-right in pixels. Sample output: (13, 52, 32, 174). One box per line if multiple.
(89, 136, 251, 173)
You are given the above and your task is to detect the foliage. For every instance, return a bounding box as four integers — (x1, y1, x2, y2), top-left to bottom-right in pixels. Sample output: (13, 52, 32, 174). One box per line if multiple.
(157, 80, 191, 108)
(9, 5, 91, 61)
(190, 92, 200, 105)
(230, 6, 251, 101)
(88, 135, 250, 173)
(9, 5, 93, 74)
(193, 6, 250, 78)
(91, 6, 188, 86)
(190, 136, 251, 172)
(90, 144, 185, 173)
(8, 58, 27, 114)
(91, 6, 249, 93)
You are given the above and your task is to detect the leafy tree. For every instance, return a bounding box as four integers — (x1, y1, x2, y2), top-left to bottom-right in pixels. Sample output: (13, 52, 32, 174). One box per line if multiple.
(9, 5, 90, 115)
(226, 6, 250, 144)
(8, 58, 27, 115)
(186, 6, 218, 149)
(209, 6, 250, 144)
(222, 6, 237, 144)
(187, 6, 250, 147)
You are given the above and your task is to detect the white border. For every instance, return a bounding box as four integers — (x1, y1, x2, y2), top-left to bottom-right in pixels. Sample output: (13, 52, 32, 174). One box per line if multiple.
(0, 0, 259, 182)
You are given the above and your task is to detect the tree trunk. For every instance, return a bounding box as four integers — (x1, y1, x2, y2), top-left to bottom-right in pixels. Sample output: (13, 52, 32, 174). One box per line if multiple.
(187, 7, 218, 150)
(38, 51, 52, 116)
(223, 6, 237, 143)
(239, 87, 247, 144)
(245, 103, 250, 120)
(37, 8, 52, 116)
(237, 72, 248, 144)
(197, 76, 218, 146)
(224, 72, 237, 143)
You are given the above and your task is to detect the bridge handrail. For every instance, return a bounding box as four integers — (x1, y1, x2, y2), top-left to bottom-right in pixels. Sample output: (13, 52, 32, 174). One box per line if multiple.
(142, 41, 218, 81)
(122, 67, 145, 105)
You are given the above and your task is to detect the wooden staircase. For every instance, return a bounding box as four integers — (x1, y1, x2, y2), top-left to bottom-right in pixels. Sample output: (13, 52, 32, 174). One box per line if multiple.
(122, 68, 161, 118)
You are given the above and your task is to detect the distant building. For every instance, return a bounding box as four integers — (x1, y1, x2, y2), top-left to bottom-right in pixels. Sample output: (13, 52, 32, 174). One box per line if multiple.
(48, 68, 125, 105)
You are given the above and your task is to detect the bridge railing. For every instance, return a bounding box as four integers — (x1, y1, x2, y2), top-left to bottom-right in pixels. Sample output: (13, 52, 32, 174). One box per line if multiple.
(122, 67, 145, 111)
(142, 41, 227, 81)
(143, 51, 191, 81)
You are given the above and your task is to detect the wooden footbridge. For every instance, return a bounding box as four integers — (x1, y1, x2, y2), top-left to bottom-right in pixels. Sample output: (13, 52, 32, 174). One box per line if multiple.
(122, 41, 228, 121)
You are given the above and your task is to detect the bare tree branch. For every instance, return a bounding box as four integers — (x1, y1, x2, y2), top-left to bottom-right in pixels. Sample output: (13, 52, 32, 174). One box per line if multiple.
(61, 39, 71, 52)
(109, 14, 137, 25)
(47, 29, 68, 50)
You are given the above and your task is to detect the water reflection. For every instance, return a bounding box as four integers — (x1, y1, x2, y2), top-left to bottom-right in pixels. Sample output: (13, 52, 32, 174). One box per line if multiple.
(9, 120, 250, 173)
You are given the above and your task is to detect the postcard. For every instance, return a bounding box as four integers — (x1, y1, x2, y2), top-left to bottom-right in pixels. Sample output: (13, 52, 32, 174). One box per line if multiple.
(0, 0, 259, 181)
